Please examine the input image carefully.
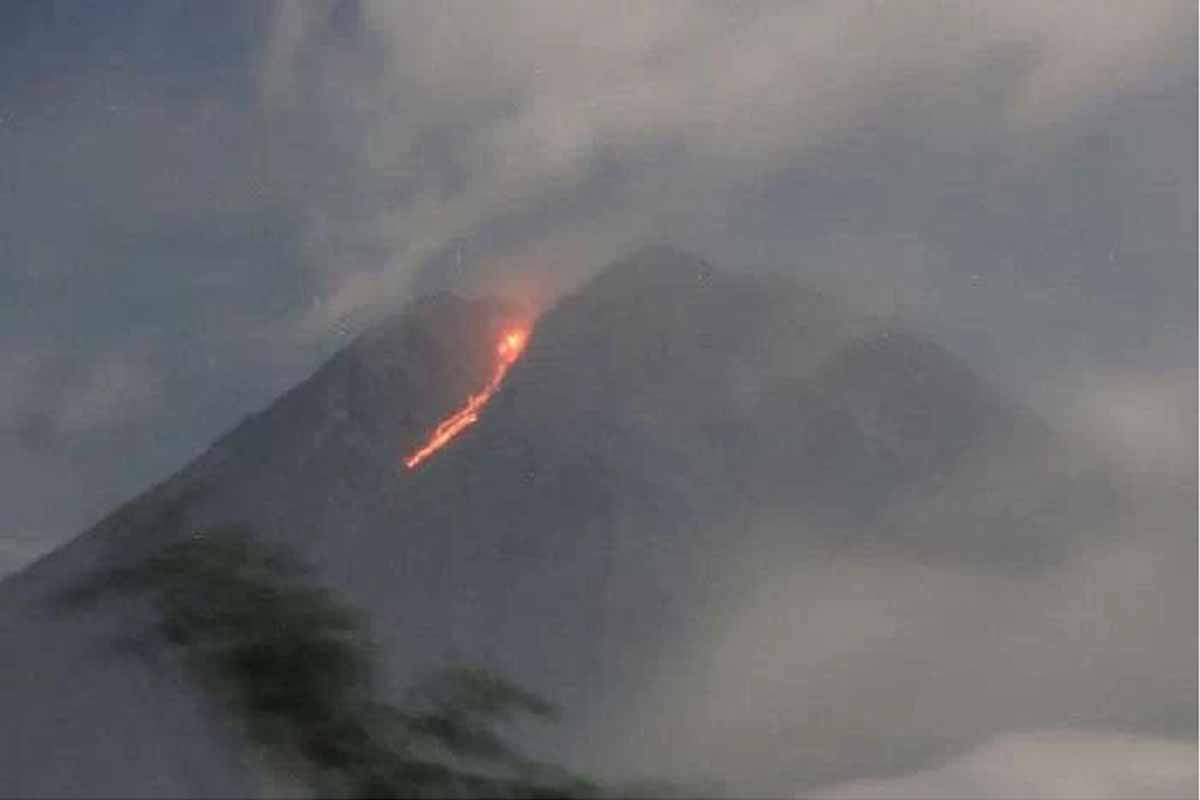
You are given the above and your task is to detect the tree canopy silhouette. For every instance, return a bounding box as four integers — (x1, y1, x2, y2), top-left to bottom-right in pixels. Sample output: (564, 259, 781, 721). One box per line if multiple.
(77, 525, 596, 799)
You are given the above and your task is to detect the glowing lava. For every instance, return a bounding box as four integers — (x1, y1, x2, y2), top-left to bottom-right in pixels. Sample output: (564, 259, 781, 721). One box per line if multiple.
(404, 327, 529, 469)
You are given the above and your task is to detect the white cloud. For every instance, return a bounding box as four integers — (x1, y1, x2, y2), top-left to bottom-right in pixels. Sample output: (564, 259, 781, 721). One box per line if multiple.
(581, 479, 1194, 794)
(810, 729, 1197, 799)
(1046, 367, 1197, 481)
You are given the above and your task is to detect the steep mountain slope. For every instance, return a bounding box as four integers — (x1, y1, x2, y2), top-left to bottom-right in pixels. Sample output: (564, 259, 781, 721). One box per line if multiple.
(0, 247, 1116, 796)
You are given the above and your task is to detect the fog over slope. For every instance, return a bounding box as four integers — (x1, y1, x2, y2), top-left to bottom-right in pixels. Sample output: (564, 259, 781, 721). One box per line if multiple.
(1, 248, 1192, 797)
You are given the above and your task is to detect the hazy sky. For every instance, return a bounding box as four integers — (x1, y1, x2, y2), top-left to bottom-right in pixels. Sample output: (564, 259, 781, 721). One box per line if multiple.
(0, 0, 1194, 576)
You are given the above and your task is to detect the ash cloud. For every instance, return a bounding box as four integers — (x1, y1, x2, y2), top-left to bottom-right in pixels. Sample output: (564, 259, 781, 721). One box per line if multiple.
(258, 1, 1193, 308)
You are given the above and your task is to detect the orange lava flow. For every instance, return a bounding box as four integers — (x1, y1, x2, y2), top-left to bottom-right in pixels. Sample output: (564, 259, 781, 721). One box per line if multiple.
(404, 328, 528, 469)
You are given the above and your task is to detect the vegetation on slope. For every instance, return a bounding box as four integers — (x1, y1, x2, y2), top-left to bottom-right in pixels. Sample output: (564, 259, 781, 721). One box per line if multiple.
(74, 525, 596, 798)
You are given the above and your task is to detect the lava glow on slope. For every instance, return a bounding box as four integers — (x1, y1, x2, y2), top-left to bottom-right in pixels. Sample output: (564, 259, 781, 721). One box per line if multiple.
(403, 328, 529, 469)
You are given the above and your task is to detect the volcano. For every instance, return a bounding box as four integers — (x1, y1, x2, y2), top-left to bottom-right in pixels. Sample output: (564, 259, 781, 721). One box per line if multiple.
(0, 247, 1122, 797)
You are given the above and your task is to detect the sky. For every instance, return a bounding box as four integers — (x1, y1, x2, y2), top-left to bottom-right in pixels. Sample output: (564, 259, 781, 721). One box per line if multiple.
(0, 1, 1194, 568)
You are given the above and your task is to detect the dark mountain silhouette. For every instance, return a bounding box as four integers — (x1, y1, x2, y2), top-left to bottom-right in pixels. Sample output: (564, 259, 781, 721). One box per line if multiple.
(0, 246, 1114, 797)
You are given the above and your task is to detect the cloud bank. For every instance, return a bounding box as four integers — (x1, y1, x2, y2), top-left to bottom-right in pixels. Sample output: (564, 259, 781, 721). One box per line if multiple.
(811, 729, 1197, 799)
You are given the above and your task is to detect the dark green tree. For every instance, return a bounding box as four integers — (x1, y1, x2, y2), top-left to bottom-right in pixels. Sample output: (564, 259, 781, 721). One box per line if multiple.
(73, 525, 596, 799)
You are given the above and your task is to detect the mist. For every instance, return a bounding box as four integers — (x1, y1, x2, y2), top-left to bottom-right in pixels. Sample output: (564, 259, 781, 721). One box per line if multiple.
(580, 462, 1194, 795)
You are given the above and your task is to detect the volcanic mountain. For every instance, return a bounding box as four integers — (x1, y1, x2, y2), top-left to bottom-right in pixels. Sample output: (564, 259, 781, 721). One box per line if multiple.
(0, 247, 1121, 796)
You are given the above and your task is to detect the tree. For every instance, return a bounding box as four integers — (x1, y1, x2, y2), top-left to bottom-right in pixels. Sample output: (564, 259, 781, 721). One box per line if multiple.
(73, 525, 597, 799)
